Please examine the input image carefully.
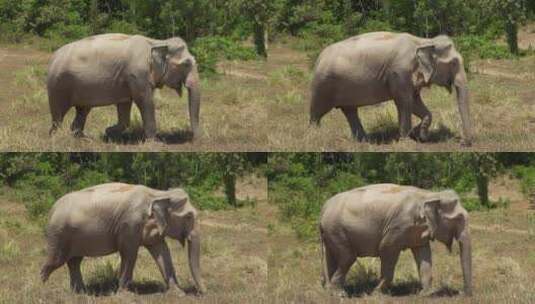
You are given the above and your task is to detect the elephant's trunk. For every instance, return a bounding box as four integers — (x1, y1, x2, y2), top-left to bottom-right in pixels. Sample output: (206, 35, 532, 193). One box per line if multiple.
(458, 228, 472, 296)
(187, 223, 206, 295)
(454, 69, 473, 146)
(186, 66, 201, 139)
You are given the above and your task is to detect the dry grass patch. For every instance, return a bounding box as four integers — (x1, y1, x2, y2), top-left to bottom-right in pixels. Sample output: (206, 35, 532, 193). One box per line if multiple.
(269, 199, 535, 303)
(266, 42, 535, 152)
(0, 177, 269, 303)
(0, 46, 269, 152)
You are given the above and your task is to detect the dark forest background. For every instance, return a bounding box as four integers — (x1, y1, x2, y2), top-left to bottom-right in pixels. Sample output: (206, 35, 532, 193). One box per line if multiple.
(1, 1, 533, 72)
(0, 153, 266, 224)
(268, 153, 535, 239)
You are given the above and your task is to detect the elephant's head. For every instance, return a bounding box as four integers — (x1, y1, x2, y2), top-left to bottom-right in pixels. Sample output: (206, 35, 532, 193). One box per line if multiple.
(148, 188, 206, 294)
(150, 38, 201, 138)
(414, 36, 472, 146)
(419, 190, 472, 296)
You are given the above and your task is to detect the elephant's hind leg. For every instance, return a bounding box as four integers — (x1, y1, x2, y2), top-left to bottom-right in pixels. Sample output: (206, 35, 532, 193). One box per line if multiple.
(70, 107, 91, 137)
(67, 256, 86, 293)
(340, 106, 367, 142)
(309, 86, 334, 126)
(321, 239, 337, 288)
(48, 90, 71, 136)
(329, 244, 356, 297)
(40, 249, 68, 283)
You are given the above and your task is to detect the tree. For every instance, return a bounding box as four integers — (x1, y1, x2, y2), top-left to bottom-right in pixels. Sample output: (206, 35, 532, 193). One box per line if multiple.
(487, 0, 527, 55)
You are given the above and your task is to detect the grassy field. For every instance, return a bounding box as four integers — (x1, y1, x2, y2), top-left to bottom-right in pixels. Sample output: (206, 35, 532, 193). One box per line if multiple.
(266, 38, 535, 152)
(0, 176, 270, 303)
(0, 44, 269, 152)
(268, 176, 535, 303)
(2, 32, 535, 152)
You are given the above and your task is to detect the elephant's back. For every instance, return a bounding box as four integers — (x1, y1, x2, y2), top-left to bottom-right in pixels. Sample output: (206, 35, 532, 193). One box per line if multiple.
(48, 183, 139, 226)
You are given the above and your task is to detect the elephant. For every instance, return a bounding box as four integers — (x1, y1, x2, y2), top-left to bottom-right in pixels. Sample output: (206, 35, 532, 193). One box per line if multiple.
(47, 33, 201, 140)
(310, 32, 472, 146)
(40, 183, 206, 296)
(319, 183, 472, 297)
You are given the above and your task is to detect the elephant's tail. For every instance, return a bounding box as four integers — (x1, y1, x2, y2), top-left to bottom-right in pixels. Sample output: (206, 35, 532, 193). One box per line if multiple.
(319, 224, 328, 288)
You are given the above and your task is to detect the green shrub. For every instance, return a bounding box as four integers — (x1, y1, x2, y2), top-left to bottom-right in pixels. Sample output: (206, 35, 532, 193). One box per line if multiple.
(105, 20, 142, 35)
(40, 23, 91, 51)
(191, 36, 257, 74)
(454, 35, 513, 71)
(512, 165, 535, 198)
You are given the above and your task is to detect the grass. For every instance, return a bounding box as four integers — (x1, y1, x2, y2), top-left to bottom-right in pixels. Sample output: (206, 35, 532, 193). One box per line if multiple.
(2, 37, 535, 151)
(268, 177, 535, 303)
(0, 44, 268, 152)
(0, 176, 269, 303)
(266, 41, 535, 152)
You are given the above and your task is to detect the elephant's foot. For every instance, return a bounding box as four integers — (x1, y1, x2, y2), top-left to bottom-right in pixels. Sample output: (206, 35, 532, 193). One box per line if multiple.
(71, 283, 86, 294)
(168, 286, 187, 298)
(105, 124, 127, 136)
(72, 130, 90, 139)
(419, 287, 434, 297)
(460, 138, 472, 147)
(408, 125, 429, 142)
(353, 134, 368, 143)
(326, 285, 348, 298)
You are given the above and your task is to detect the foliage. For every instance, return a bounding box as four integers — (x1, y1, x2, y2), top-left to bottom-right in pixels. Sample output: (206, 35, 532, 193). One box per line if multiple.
(268, 153, 527, 240)
(0, 153, 264, 221)
(190, 36, 257, 74)
(512, 165, 535, 208)
(0, 0, 532, 63)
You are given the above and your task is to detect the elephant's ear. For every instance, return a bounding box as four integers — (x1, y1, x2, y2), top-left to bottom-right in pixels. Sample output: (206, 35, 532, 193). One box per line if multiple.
(150, 44, 169, 88)
(413, 45, 437, 87)
(420, 199, 441, 240)
(178, 210, 196, 247)
(148, 198, 170, 236)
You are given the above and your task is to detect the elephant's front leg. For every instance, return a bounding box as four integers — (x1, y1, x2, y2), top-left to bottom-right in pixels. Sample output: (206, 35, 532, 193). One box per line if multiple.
(412, 93, 432, 142)
(106, 102, 133, 135)
(390, 76, 414, 139)
(394, 98, 413, 139)
(134, 88, 157, 140)
(411, 244, 433, 295)
(376, 250, 400, 293)
(146, 241, 186, 297)
(118, 245, 139, 291)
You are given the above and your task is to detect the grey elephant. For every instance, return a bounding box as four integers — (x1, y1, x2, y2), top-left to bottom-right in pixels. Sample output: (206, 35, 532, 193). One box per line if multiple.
(310, 31, 472, 146)
(47, 33, 201, 140)
(319, 183, 472, 297)
(40, 183, 206, 296)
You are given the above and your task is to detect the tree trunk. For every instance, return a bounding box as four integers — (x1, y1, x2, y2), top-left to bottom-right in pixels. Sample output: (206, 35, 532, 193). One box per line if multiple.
(224, 173, 237, 207)
(254, 21, 267, 58)
(505, 20, 519, 55)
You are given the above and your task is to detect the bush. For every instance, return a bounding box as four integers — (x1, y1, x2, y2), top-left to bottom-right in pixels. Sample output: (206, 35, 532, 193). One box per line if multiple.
(512, 165, 535, 199)
(105, 20, 142, 35)
(454, 35, 513, 71)
(191, 36, 257, 74)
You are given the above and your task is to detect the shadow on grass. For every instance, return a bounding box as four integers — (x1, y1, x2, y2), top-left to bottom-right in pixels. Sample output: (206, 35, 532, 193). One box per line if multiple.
(344, 274, 459, 298)
(86, 278, 167, 296)
(101, 127, 193, 145)
(429, 286, 460, 297)
(366, 123, 455, 145)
